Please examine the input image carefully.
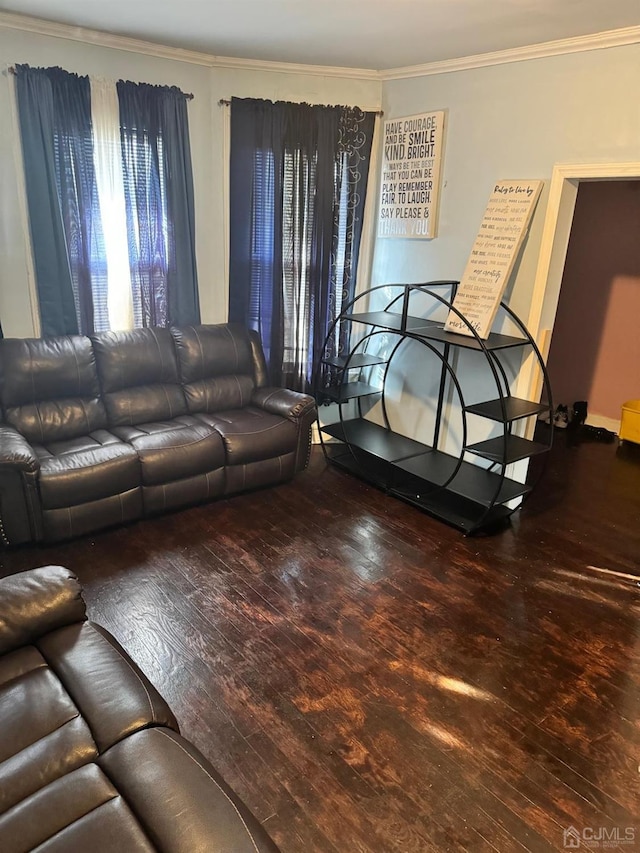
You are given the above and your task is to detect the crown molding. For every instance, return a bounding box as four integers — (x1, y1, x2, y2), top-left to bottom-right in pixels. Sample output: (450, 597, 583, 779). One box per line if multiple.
(0, 11, 217, 66)
(381, 25, 640, 80)
(210, 53, 378, 80)
(0, 11, 378, 80)
(1, 11, 638, 83)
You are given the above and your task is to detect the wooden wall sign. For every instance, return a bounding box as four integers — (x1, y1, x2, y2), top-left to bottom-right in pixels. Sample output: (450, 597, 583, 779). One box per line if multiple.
(377, 111, 445, 239)
(445, 179, 543, 339)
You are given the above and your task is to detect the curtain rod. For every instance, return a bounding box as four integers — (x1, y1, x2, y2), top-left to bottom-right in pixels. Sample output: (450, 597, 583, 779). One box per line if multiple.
(8, 66, 194, 100)
(218, 98, 383, 116)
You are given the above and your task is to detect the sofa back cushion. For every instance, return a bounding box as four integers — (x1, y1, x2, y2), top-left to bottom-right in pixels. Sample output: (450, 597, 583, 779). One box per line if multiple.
(171, 325, 257, 414)
(92, 328, 187, 426)
(1, 336, 107, 444)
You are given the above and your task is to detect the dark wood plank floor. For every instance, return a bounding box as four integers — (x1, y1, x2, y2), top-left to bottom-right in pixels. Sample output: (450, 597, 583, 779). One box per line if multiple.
(2, 437, 639, 852)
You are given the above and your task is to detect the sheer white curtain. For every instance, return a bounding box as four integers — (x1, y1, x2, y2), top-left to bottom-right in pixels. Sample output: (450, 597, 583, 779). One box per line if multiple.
(90, 77, 134, 331)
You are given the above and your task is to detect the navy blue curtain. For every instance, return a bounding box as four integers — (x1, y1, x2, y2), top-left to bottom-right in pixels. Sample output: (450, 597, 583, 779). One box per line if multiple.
(15, 65, 105, 336)
(229, 98, 375, 392)
(117, 81, 200, 327)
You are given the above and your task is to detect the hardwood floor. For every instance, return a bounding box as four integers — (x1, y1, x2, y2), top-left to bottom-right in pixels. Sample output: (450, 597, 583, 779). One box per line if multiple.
(2, 437, 639, 852)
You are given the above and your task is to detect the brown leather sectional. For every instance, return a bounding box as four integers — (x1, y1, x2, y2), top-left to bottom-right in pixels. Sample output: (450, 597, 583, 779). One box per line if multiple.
(0, 324, 316, 544)
(0, 564, 279, 852)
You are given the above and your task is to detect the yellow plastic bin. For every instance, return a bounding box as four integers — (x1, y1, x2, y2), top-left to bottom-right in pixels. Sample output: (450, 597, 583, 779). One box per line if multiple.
(619, 400, 640, 445)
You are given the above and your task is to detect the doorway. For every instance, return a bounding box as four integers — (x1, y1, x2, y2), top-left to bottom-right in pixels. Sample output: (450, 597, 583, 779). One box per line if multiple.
(517, 161, 640, 428)
(544, 179, 640, 432)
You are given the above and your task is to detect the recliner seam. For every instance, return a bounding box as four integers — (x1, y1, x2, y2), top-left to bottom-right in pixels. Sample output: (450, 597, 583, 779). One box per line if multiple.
(223, 325, 241, 371)
(0, 658, 48, 690)
(192, 325, 206, 380)
(136, 432, 219, 453)
(89, 626, 156, 725)
(155, 729, 260, 853)
(29, 791, 126, 849)
(218, 422, 288, 437)
(41, 455, 134, 476)
(1, 709, 87, 760)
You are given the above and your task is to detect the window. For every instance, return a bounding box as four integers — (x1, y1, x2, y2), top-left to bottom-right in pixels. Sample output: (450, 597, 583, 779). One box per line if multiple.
(229, 98, 376, 392)
(15, 65, 200, 337)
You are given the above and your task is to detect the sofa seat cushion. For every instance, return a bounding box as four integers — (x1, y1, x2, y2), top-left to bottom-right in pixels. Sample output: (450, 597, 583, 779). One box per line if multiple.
(196, 407, 298, 466)
(33, 430, 140, 510)
(113, 416, 225, 486)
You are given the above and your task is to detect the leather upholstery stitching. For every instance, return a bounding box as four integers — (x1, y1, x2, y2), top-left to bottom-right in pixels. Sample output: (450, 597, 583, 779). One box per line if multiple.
(0, 657, 48, 689)
(192, 326, 206, 379)
(70, 343, 82, 396)
(160, 384, 174, 418)
(37, 795, 121, 841)
(28, 342, 46, 443)
(137, 432, 216, 453)
(91, 627, 155, 724)
(223, 325, 240, 371)
(222, 422, 286, 437)
(152, 328, 165, 380)
(41, 455, 133, 476)
(79, 398, 91, 434)
(233, 374, 244, 403)
(8, 710, 88, 756)
(155, 729, 260, 853)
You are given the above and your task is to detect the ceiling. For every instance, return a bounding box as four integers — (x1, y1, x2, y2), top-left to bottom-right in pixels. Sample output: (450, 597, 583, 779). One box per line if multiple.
(1, 0, 639, 70)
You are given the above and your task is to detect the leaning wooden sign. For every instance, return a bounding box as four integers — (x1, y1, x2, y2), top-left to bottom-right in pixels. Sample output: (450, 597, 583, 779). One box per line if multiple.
(445, 179, 543, 339)
(378, 111, 445, 239)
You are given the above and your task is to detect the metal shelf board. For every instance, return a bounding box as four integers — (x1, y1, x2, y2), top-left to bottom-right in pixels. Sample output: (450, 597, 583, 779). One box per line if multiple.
(344, 311, 437, 334)
(321, 418, 431, 462)
(391, 488, 514, 534)
(324, 444, 392, 489)
(323, 382, 382, 403)
(394, 449, 531, 505)
(413, 321, 527, 351)
(465, 397, 549, 422)
(322, 353, 387, 369)
(465, 434, 549, 464)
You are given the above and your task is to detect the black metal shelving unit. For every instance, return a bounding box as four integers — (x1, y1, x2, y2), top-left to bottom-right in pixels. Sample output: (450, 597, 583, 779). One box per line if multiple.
(313, 281, 553, 535)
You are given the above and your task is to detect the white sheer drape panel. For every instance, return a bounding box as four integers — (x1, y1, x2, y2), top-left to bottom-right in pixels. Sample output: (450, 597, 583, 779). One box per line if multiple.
(90, 77, 134, 331)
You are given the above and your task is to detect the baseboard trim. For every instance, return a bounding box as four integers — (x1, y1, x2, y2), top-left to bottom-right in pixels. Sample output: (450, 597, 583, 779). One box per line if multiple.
(586, 414, 620, 434)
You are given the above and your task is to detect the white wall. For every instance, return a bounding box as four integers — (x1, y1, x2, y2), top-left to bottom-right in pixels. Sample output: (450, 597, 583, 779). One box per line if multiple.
(366, 43, 640, 451)
(0, 26, 381, 337)
(373, 44, 640, 316)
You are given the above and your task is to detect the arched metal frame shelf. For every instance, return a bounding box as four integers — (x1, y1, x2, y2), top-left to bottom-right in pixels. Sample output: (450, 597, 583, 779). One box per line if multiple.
(313, 281, 554, 535)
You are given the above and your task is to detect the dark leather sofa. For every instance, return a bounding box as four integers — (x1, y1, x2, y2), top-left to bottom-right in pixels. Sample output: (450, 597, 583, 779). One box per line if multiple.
(0, 324, 315, 544)
(0, 564, 278, 852)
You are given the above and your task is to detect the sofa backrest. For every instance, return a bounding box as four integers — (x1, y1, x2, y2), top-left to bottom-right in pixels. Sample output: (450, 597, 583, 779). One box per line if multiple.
(171, 324, 262, 414)
(91, 328, 187, 426)
(0, 336, 108, 444)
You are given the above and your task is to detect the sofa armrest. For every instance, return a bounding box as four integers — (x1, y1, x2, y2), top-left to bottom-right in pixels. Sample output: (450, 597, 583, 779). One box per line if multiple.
(0, 426, 42, 545)
(0, 425, 40, 473)
(251, 387, 316, 422)
(0, 565, 86, 655)
(252, 387, 316, 472)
